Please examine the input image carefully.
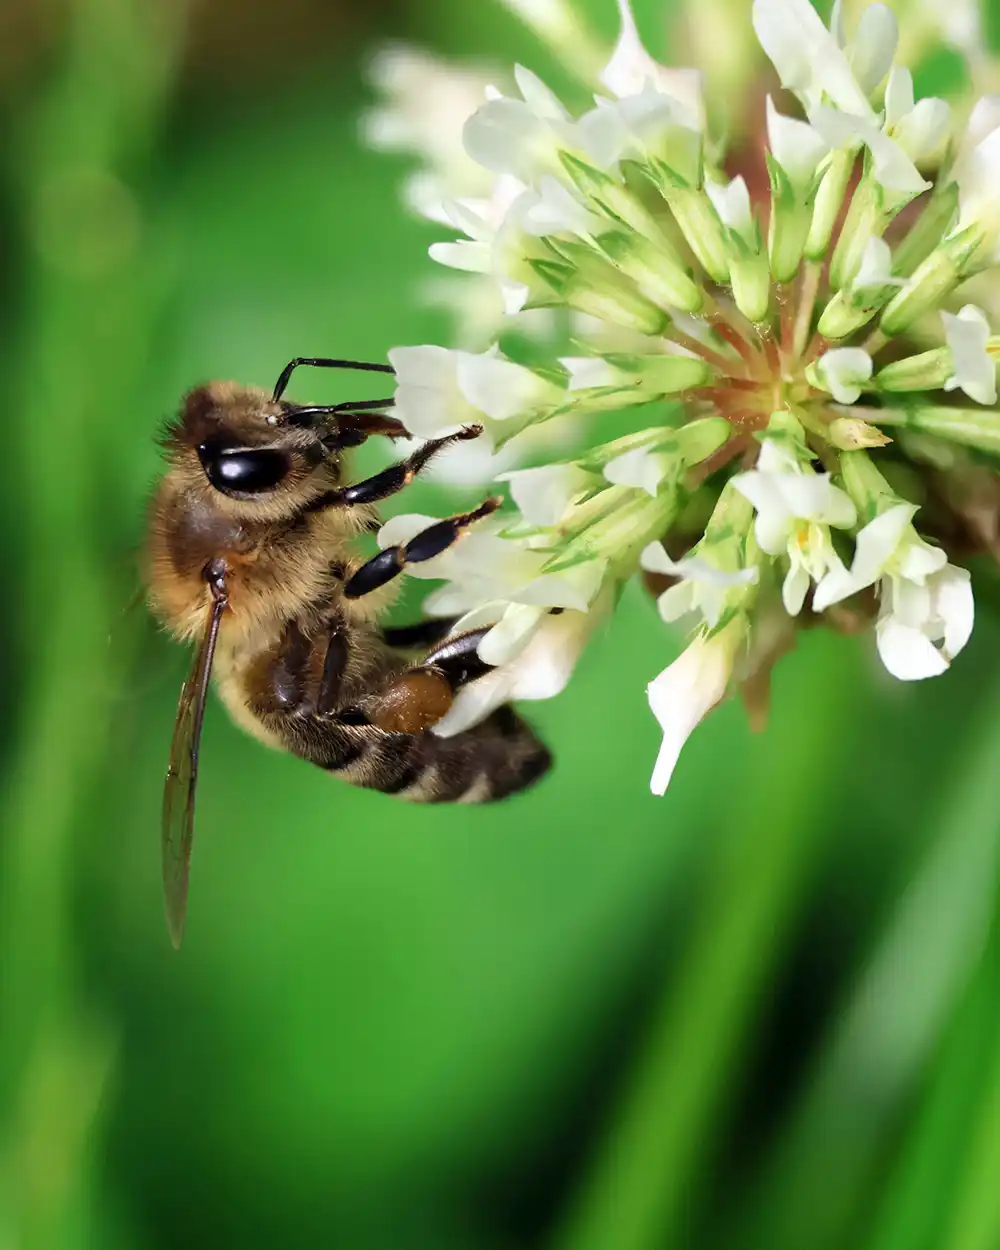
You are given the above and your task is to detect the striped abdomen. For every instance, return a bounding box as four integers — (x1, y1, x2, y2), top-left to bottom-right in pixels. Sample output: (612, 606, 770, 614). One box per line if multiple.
(224, 612, 551, 803)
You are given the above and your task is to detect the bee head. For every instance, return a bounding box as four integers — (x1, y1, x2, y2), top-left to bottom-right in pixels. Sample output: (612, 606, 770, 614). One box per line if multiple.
(164, 382, 348, 515)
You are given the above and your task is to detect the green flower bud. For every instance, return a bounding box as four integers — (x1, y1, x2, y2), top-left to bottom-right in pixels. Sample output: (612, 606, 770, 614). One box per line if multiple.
(805, 150, 854, 261)
(859, 404, 1000, 456)
(530, 258, 669, 334)
(880, 226, 985, 337)
(875, 347, 952, 393)
(827, 416, 893, 450)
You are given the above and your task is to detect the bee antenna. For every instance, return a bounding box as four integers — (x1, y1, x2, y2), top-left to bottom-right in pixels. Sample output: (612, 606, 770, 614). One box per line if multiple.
(272, 356, 394, 402)
(283, 397, 396, 428)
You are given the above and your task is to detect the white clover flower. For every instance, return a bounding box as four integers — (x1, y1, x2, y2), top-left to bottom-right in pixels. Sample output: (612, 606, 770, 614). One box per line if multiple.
(875, 564, 974, 681)
(432, 599, 606, 737)
(372, 0, 1000, 795)
(851, 237, 897, 293)
(388, 344, 563, 448)
(814, 503, 974, 679)
(942, 305, 997, 405)
(647, 620, 744, 794)
(497, 461, 596, 525)
(732, 438, 857, 614)
(641, 543, 759, 629)
(811, 347, 875, 404)
(362, 45, 497, 224)
(752, 0, 876, 117)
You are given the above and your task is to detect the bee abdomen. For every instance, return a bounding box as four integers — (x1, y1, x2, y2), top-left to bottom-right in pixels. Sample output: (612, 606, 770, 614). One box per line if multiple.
(321, 707, 552, 803)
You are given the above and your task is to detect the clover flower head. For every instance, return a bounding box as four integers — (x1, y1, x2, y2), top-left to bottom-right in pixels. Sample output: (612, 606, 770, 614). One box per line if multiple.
(372, 0, 1000, 792)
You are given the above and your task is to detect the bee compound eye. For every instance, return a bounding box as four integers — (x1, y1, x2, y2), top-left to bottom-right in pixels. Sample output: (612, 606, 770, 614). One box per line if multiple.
(199, 445, 290, 494)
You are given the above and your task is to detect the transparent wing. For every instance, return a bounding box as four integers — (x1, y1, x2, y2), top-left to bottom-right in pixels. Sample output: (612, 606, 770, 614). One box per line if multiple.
(162, 594, 226, 949)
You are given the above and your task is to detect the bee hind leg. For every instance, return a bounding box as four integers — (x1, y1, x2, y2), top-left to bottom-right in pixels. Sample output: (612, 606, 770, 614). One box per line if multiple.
(381, 617, 458, 650)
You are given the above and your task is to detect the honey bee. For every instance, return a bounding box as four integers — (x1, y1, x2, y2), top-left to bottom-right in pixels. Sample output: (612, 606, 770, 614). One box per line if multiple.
(147, 357, 551, 947)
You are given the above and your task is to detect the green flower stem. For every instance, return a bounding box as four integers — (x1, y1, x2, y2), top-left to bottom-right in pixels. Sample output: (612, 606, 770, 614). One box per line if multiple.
(0, 1, 184, 1244)
(551, 640, 852, 1250)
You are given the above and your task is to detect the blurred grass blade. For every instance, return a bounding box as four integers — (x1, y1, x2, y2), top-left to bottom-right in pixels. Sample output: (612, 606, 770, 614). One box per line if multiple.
(866, 912, 999, 1250)
(728, 672, 1000, 1250)
(0, 0, 186, 1244)
(552, 638, 854, 1250)
(942, 912, 1000, 1250)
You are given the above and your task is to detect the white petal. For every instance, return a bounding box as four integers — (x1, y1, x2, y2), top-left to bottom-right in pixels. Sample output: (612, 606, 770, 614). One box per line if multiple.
(432, 605, 595, 737)
(849, 5, 898, 96)
(506, 606, 596, 699)
(849, 503, 917, 585)
(755, 506, 795, 556)
(895, 97, 951, 164)
(811, 105, 928, 193)
(656, 580, 696, 623)
(752, 0, 873, 116)
(782, 559, 811, 615)
(812, 554, 860, 610)
(897, 538, 947, 583)
(732, 470, 792, 554)
(816, 346, 874, 404)
(647, 629, 736, 794)
(942, 304, 997, 405)
(600, 0, 664, 98)
(641, 546, 759, 589)
(463, 98, 549, 181)
(501, 280, 531, 315)
(773, 473, 858, 528)
(757, 439, 799, 474)
(853, 237, 893, 289)
(883, 65, 914, 129)
(428, 240, 492, 273)
(876, 617, 949, 680)
(498, 462, 592, 525)
(377, 512, 441, 548)
(640, 542, 674, 575)
(422, 583, 482, 617)
(934, 564, 975, 657)
(512, 560, 607, 610)
(389, 343, 458, 389)
(956, 123, 1000, 238)
(519, 175, 597, 236)
(766, 96, 829, 187)
(889, 574, 933, 626)
(389, 346, 471, 438)
(576, 103, 630, 168)
(478, 603, 546, 666)
(455, 351, 555, 421)
(560, 356, 620, 390)
(431, 666, 513, 736)
(705, 175, 753, 236)
(603, 446, 671, 496)
(962, 96, 1000, 159)
(513, 65, 568, 119)
(450, 602, 507, 634)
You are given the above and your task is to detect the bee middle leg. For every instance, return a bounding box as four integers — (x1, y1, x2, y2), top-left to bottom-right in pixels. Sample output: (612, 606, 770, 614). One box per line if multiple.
(343, 496, 501, 600)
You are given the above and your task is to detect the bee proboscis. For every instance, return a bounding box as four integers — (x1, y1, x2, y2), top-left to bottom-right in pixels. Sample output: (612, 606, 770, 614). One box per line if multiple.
(147, 357, 551, 947)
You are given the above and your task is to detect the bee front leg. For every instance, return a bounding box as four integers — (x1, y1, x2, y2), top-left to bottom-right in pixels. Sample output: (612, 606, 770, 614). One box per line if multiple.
(305, 426, 485, 514)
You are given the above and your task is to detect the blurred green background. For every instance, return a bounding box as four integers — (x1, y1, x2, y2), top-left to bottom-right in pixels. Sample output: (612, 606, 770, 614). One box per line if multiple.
(1, 1, 999, 1247)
